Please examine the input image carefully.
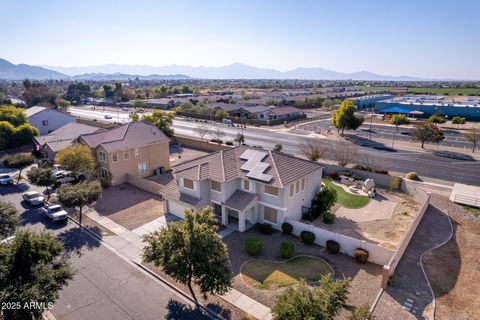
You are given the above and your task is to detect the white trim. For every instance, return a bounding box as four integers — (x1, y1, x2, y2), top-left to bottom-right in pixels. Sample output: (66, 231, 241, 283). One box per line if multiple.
(211, 180, 222, 193)
(134, 148, 141, 158)
(182, 177, 196, 190)
(98, 151, 107, 163)
(257, 201, 286, 211)
(124, 150, 130, 161)
(263, 185, 279, 198)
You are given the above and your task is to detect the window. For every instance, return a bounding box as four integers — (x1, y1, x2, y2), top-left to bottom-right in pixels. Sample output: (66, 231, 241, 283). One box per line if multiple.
(124, 150, 130, 161)
(290, 184, 294, 197)
(211, 180, 221, 192)
(100, 167, 109, 179)
(264, 185, 278, 196)
(42, 120, 48, 126)
(290, 178, 306, 197)
(137, 162, 148, 174)
(98, 151, 106, 162)
(183, 178, 194, 190)
(301, 178, 305, 191)
(264, 206, 277, 224)
(295, 181, 300, 193)
(112, 152, 119, 163)
(134, 148, 141, 158)
(243, 179, 250, 191)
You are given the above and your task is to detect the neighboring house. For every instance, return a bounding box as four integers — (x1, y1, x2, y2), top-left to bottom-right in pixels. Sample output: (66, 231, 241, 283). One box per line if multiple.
(33, 122, 103, 160)
(161, 146, 323, 232)
(261, 106, 304, 120)
(79, 121, 170, 185)
(25, 106, 76, 135)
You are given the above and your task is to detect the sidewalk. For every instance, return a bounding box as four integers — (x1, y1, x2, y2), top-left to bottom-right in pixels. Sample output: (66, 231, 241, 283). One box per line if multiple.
(84, 208, 273, 320)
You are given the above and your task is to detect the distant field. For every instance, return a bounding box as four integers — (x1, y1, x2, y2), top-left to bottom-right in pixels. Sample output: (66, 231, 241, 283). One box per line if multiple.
(407, 87, 480, 95)
(348, 86, 406, 92)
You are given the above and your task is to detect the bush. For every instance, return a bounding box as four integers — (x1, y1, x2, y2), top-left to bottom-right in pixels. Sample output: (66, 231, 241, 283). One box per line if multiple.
(329, 172, 339, 180)
(312, 185, 337, 219)
(259, 223, 272, 235)
(352, 164, 373, 172)
(244, 237, 263, 256)
(354, 248, 369, 264)
(389, 176, 401, 191)
(280, 241, 295, 259)
(323, 211, 335, 224)
(326, 240, 340, 254)
(300, 231, 315, 245)
(281, 222, 293, 235)
(405, 171, 420, 181)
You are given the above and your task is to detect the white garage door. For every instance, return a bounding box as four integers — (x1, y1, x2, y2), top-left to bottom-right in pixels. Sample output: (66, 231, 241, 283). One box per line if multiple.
(167, 200, 187, 219)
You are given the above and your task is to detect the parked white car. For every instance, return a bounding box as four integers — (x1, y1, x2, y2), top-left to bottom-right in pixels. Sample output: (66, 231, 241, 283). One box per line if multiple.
(40, 205, 68, 222)
(22, 191, 45, 206)
(0, 174, 14, 185)
(104, 114, 113, 119)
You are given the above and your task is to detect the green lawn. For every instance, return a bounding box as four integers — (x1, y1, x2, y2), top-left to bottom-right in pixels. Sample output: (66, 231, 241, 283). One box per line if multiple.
(407, 87, 480, 95)
(241, 256, 332, 290)
(322, 178, 370, 209)
(461, 204, 480, 217)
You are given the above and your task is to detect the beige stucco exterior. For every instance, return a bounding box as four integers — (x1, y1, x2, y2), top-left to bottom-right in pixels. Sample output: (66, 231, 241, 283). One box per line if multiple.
(94, 141, 170, 185)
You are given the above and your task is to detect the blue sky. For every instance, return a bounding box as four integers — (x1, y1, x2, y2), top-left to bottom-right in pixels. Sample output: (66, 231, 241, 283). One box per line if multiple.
(1, 0, 479, 79)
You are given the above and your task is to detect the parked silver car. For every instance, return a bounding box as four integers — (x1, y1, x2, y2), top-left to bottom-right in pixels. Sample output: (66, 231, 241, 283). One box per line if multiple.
(22, 191, 45, 206)
(40, 205, 68, 222)
(0, 174, 14, 185)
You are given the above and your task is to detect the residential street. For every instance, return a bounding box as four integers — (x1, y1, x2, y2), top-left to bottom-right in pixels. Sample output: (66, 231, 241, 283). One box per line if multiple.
(0, 181, 209, 320)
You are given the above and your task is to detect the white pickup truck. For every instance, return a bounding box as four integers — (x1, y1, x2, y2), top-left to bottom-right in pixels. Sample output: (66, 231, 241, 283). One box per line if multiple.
(40, 204, 68, 222)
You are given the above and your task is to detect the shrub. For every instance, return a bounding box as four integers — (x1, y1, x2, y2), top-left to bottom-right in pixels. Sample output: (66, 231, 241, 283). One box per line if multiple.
(300, 231, 315, 245)
(280, 241, 295, 259)
(323, 211, 335, 224)
(312, 185, 337, 219)
(352, 165, 372, 172)
(405, 171, 420, 181)
(281, 222, 293, 235)
(244, 237, 263, 256)
(329, 172, 339, 180)
(354, 248, 369, 264)
(259, 223, 272, 235)
(326, 240, 340, 254)
(226, 141, 234, 146)
(389, 176, 401, 191)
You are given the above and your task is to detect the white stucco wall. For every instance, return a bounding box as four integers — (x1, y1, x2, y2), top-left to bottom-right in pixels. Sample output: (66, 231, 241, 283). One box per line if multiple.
(28, 109, 76, 135)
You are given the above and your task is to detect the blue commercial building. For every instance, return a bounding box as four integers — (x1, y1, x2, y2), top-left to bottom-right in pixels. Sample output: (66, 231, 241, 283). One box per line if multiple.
(354, 94, 394, 110)
(375, 96, 480, 120)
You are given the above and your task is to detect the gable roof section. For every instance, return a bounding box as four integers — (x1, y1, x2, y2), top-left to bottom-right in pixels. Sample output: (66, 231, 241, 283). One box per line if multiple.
(24, 106, 46, 117)
(80, 121, 170, 152)
(268, 106, 302, 116)
(172, 146, 322, 187)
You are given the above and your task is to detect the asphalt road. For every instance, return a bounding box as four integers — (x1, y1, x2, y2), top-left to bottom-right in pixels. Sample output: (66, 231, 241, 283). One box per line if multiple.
(68, 107, 480, 186)
(0, 177, 208, 320)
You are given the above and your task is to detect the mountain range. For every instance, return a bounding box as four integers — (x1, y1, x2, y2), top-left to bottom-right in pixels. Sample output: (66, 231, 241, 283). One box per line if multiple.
(1, 58, 427, 81)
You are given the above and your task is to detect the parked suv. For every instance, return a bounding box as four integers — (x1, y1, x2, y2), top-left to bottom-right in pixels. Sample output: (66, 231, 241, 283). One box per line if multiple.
(40, 204, 68, 222)
(0, 174, 14, 185)
(22, 191, 45, 206)
(54, 171, 84, 187)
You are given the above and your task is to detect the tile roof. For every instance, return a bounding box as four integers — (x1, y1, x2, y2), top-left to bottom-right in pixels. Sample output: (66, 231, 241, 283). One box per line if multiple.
(222, 190, 258, 211)
(80, 121, 170, 152)
(268, 106, 302, 116)
(34, 122, 101, 145)
(172, 146, 322, 187)
(161, 180, 208, 209)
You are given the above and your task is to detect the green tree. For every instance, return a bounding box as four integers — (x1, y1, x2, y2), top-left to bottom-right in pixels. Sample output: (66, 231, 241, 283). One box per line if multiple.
(0, 105, 27, 126)
(13, 123, 39, 147)
(64, 82, 91, 103)
(464, 128, 480, 153)
(451, 116, 466, 125)
(102, 84, 115, 98)
(0, 200, 18, 239)
(133, 99, 144, 109)
(0, 230, 75, 320)
(142, 110, 175, 137)
(234, 132, 245, 145)
(427, 114, 446, 125)
(348, 304, 375, 320)
(54, 144, 95, 174)
(388, 114, 411, 147)
(412, 121, 445, 148)
(2, 153, 35, 183)
(332, 99, 364, 135)
(312, 185, 337, 218)
(27, 167, 56, 200)
(57, 181, 102, 227)
(215, 109, 229, 119)
(272, 275, 352, 320)
(142, 207, 233, 301)
(130, 112, 140, 121)
(0, 121, 15, 149)
(273, 144, 283, 152)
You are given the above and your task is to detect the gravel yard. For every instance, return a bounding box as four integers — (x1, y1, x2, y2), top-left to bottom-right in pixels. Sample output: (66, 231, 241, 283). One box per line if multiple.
(94, 183, 164, 230)
(308, 187, 422, 250)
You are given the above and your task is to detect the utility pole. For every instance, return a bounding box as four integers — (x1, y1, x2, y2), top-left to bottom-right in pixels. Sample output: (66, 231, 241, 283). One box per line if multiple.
(368, 108, 374, 139)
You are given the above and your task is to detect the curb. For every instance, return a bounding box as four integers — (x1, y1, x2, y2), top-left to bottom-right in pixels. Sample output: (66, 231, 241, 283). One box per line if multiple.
(132, 261, 225, 320)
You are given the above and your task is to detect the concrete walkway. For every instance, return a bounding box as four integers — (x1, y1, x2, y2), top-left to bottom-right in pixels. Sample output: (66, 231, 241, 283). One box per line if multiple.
(84, 208, 272, 320)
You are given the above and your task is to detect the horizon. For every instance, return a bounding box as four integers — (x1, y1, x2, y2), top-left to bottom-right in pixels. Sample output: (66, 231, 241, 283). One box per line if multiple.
(2, 0, 480, 80)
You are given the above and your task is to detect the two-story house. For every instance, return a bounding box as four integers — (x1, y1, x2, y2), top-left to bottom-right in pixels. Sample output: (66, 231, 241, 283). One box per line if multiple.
(79, 121, 170, 185)
(161, 146, 323, 232)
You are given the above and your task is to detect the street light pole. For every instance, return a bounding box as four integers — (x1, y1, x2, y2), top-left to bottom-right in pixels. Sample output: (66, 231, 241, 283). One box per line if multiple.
(369, 108, 374, 139)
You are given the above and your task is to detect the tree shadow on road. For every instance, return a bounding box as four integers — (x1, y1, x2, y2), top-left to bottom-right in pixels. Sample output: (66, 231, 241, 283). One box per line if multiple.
(58, 226, 102, 257)
(164, 299, 210, 320)
(204, 302, 232, 319)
